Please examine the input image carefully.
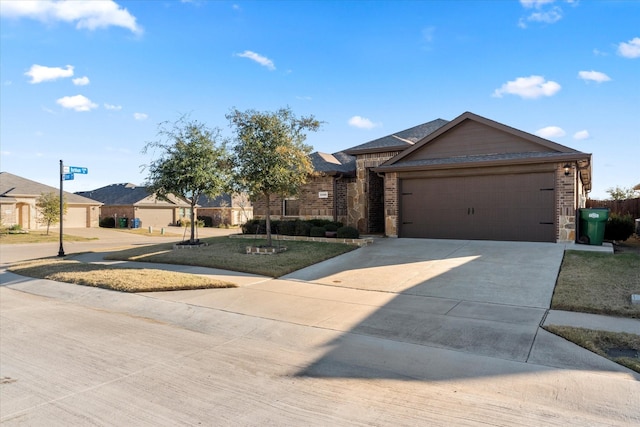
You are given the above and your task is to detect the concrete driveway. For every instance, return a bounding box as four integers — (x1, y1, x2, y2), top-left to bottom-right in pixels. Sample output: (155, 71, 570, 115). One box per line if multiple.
(2, 236, 638, 425)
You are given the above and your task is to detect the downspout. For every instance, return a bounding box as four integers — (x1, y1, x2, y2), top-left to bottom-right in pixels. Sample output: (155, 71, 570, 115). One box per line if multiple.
(333, 173, 343, 222)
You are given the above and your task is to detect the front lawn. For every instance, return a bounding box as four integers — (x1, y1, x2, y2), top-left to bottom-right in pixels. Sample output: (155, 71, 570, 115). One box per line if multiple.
(0, 231, 95, 244)
(8, 258, 235, 292)
(105, 236, 357, 277)
(552, 250, 640, 318)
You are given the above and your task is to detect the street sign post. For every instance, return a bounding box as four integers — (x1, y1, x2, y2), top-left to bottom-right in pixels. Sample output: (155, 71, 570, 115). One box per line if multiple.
(58, 160, 88, 257)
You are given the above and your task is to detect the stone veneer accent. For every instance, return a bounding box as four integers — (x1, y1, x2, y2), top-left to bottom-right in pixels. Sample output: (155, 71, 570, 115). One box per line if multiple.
(556, 162, 581, 242)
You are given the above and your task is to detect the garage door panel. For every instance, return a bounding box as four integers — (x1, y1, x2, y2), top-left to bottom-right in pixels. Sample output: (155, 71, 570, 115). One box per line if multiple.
(400, 173, 555, 242)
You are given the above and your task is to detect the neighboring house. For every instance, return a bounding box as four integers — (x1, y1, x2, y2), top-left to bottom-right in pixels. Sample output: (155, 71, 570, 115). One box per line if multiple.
(76, 183, 193, 228)
(253, 112, 592, 243)
(196, 193, 253, 226)
(0, 172, 101, 229)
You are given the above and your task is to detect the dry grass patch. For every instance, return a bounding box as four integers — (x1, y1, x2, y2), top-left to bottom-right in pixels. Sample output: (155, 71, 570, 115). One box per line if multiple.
(105, 236, 357, 277)
(112, 228, 182, 237)
(544, 325, 640, 373)
(0, 232, 95, 244)
(553, 251, 640, 318)
(8, 258, 235, 292)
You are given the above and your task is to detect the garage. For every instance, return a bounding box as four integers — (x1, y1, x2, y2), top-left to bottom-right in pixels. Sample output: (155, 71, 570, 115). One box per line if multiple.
(136, 207, 175, 228)
(400, 172, 555, 242)
(64, 206, 89, 228)
(372, 112, 592, 243)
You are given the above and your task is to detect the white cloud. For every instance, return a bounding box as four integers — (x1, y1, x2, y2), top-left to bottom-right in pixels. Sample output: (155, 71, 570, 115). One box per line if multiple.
(492, 75, 561, 99)
(617, 37, 640, 59)
(104, 103, 122, 110)
(0, 0, 142, 34)
(520, 0, 555, 8)
(133, 112, 148, 120)
(72, 76, 90, 86)
(526, 7, 562, 24)
(348, 116, 380, 129)
(56, 94, 97, 111)
(25, 64, 73, 83)
(422, 26, 435, 44)
(235, 50, 275, 70)
(573, 130, 590, 140)
(578, 70, 611, 83)
(535, 126, 566, 138)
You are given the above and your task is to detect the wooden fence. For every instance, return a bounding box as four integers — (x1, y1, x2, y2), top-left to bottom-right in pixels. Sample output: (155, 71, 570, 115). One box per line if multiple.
(586, 198, 640, 218)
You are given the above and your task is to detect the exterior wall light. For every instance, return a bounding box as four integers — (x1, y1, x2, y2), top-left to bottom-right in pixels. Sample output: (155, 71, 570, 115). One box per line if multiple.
(563, 163, 571, 176)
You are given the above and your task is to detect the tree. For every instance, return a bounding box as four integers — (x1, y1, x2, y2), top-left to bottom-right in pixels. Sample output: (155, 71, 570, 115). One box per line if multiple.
(606, 186, 639, 201)
(143, 116, 230, 244)
(226, 107, 320, 246)
(36, 192, 67, 235)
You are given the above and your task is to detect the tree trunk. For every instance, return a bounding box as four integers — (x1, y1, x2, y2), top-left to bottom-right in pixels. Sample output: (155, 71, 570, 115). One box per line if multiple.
(264, 192, 272, 247)
(190, 201, 197, 244)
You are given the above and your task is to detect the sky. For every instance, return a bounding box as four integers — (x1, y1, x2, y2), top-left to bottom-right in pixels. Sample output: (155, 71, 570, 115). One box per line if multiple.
(1, 0, 638, 199)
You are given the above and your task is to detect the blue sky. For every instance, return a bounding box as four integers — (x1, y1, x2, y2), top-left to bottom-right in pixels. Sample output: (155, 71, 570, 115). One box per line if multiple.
(1, 0, 638, 199)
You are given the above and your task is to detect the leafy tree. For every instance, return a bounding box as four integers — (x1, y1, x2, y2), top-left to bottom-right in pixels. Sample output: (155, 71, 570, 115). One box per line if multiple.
(36, 192, 67, 235)
(143, 116, 230, 244)
(226, 107, 320, 246)
(606, 186, 639, 201)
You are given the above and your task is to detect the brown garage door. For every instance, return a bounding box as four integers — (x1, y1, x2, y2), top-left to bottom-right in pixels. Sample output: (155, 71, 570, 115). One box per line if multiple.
(400, 173, 555, 242)
(64, 206, 88, 228)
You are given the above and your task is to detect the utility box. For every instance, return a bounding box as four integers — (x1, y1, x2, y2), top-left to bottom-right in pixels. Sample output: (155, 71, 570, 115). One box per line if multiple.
(578, 208, 609, 246)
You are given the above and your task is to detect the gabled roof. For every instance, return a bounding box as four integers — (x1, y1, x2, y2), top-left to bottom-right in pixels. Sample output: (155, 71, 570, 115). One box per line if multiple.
(374, 112, 592, 190)
(309, 151, 356, 176)
(195, 193, 232, 208)
(76, 183, 191, 207)
(344, 118, 449, 155)
(0, 172, 101, 205)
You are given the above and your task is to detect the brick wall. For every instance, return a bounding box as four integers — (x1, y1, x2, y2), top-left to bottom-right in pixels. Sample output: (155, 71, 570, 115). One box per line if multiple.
(252, 174, 342, 221)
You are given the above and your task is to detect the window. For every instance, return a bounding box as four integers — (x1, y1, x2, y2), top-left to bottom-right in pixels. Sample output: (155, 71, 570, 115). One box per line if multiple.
(283, 198, 300, 216)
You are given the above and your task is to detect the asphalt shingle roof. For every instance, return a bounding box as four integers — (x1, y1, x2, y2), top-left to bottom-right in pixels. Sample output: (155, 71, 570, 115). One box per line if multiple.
(344, 118, 449, 154)
(0, 172, 100, 205)
(76, 183, 190, 206)
(309, 151, 356, 175)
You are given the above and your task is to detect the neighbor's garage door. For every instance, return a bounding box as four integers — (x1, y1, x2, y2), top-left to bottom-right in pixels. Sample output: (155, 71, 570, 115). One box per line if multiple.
(400, 172, 555, 242)
(136, 208, 174, 228)
(64, 206, 88, 228)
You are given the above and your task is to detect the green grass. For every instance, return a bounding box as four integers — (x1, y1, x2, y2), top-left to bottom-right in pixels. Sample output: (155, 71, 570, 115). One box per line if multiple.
(8, 258, 235, 292)
(544, 325, 640, 373)
(0, 231, 95, 244)
(552, 251, 640, 318)
(105, 236, 357, 277)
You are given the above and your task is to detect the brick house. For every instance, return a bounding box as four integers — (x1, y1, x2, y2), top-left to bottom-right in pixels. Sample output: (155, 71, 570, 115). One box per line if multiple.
(252, 112, 592, 243)
(77, 183, 192, 228)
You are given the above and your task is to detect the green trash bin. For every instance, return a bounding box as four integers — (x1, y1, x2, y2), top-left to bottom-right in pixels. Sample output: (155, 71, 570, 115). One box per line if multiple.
(118, 217, 128, 228)
(578, 208, 609, 246)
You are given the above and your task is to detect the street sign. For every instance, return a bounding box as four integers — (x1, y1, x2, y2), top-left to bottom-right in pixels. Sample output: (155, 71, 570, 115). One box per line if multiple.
(69, 166, 88, 174)
(63, 166, 69, 173)
(63, 173, 74, 180)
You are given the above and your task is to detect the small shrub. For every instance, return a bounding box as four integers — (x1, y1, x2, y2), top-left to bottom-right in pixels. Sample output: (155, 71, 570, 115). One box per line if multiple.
(9, 224, 23, 231)
(307, 219, 331, 228)
(99, 217, 115, 228)
(605, 213, 635, 242)
(242, 219, 264, 234)
(178, 218, 205, 228)
(198, 216, 213, 228)
(295, 220, 312, 236)
(324, 223, 339, 232)
(310, 226, 326, 237)
(278, 220, 297, 236)
(337, 226, 359, 239)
